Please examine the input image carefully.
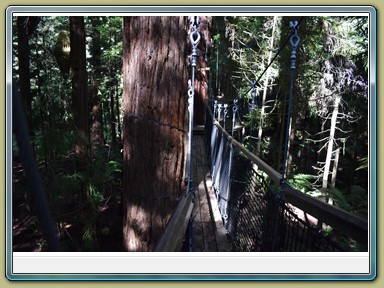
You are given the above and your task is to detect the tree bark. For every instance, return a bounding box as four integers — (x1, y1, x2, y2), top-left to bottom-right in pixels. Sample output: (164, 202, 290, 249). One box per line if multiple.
(90, 16, 103, 153)
(122, 16, 187, 251)
(70, 16, 89, 155)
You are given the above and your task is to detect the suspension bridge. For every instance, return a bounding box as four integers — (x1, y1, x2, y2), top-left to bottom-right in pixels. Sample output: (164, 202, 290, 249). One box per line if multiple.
(154, 17, 368, 252)
(12, 16, 368, 253)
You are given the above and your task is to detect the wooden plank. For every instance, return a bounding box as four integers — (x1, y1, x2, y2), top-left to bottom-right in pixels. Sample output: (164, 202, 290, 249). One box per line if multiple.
(191, 136, 204, 252)
(195, 136, 217, 252)
(196, 135, 231, 252)
(197, 133, 230, 251)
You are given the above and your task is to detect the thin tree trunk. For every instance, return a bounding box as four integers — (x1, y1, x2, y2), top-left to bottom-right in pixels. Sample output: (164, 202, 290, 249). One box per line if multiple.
(110, 81, 116, 143)
(115, 81, 121, 141)
(286, 120, 295, 177)
(16, 17, 34, 131)
(257, 16, 278, 155)
(322, 94, 341, 202)
(122, 16, 187, 251)
(329, 147, 340, 205)
(90, 16, 103, 154)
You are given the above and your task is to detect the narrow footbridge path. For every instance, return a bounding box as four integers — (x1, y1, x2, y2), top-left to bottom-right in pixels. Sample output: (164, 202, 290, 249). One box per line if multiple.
(189, 130, 231, 252)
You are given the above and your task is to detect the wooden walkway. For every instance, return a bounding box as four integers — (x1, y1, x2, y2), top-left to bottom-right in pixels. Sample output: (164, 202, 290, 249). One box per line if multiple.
(190, 129, 231, 252)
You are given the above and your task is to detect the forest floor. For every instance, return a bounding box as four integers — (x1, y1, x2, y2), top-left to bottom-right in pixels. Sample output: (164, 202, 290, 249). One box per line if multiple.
(12, 154, 124, 252)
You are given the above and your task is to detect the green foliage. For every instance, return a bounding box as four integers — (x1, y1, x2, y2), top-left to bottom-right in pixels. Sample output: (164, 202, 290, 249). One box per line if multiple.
(33, 126, 81, 160)
(105, 160, 123, 178)
(325, 187, 352, 211)
(346, 185, 368, 217)
(287, 174, 322, 198)
(356, 156, 368, 171)
(87, 181, 104, 208)
(287, 173, 316, 192)
(82, 223, 98, 251)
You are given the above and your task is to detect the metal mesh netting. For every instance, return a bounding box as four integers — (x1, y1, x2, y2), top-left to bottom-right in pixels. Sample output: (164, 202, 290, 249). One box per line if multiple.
(204, 102, 344, 252)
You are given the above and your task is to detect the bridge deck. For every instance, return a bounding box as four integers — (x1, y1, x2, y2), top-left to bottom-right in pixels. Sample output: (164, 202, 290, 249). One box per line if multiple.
(190, 130, 231, 252)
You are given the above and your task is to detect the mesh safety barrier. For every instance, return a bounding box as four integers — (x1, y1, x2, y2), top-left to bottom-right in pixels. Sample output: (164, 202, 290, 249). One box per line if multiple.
(204, 102, 345, 252)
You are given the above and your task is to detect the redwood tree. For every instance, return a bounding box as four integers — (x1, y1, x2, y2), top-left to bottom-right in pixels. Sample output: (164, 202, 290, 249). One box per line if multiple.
(70, 16, 89, 155)
(122, 16, 187, 251)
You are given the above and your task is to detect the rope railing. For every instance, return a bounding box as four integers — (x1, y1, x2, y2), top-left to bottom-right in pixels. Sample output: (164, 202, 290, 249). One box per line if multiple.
(204, 101, 368, 251)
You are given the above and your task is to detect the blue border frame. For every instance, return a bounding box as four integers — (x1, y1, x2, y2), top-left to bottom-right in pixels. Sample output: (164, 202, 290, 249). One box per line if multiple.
(6, 5, 377, 281)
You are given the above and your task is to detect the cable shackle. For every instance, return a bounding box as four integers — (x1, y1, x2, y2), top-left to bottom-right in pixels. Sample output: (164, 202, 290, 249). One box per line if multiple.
(218, 103, 223, 121)
(190, 30, 201, 48)
(223, 103, 228, 128)
(189, 16, 200, 29)
(232, 99, 238, 137)
(189, 16, 201, 66)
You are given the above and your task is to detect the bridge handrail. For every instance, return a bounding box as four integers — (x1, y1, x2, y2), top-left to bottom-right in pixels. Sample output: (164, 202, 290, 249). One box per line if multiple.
(206, 103, 368, 246)
(154, 192, 194, 252)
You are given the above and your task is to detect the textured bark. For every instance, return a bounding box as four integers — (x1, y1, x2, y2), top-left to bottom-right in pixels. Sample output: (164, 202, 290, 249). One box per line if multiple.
(122, 17, 187, 251)
(90, 16, 103, 153)
(70, 16, 89, 154)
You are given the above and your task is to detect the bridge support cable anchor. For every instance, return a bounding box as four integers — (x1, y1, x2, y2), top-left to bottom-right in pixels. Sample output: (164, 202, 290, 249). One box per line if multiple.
(186, 16, 201, 252)
(281, 21, 300, 180)
(186, 16, 201, 196)
(274, 21, 300, 251)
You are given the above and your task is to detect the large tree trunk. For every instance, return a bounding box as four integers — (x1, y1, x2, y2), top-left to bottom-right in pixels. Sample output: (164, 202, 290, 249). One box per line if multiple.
(70, 16, 89, 155)
(122, 16, 187, 251)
